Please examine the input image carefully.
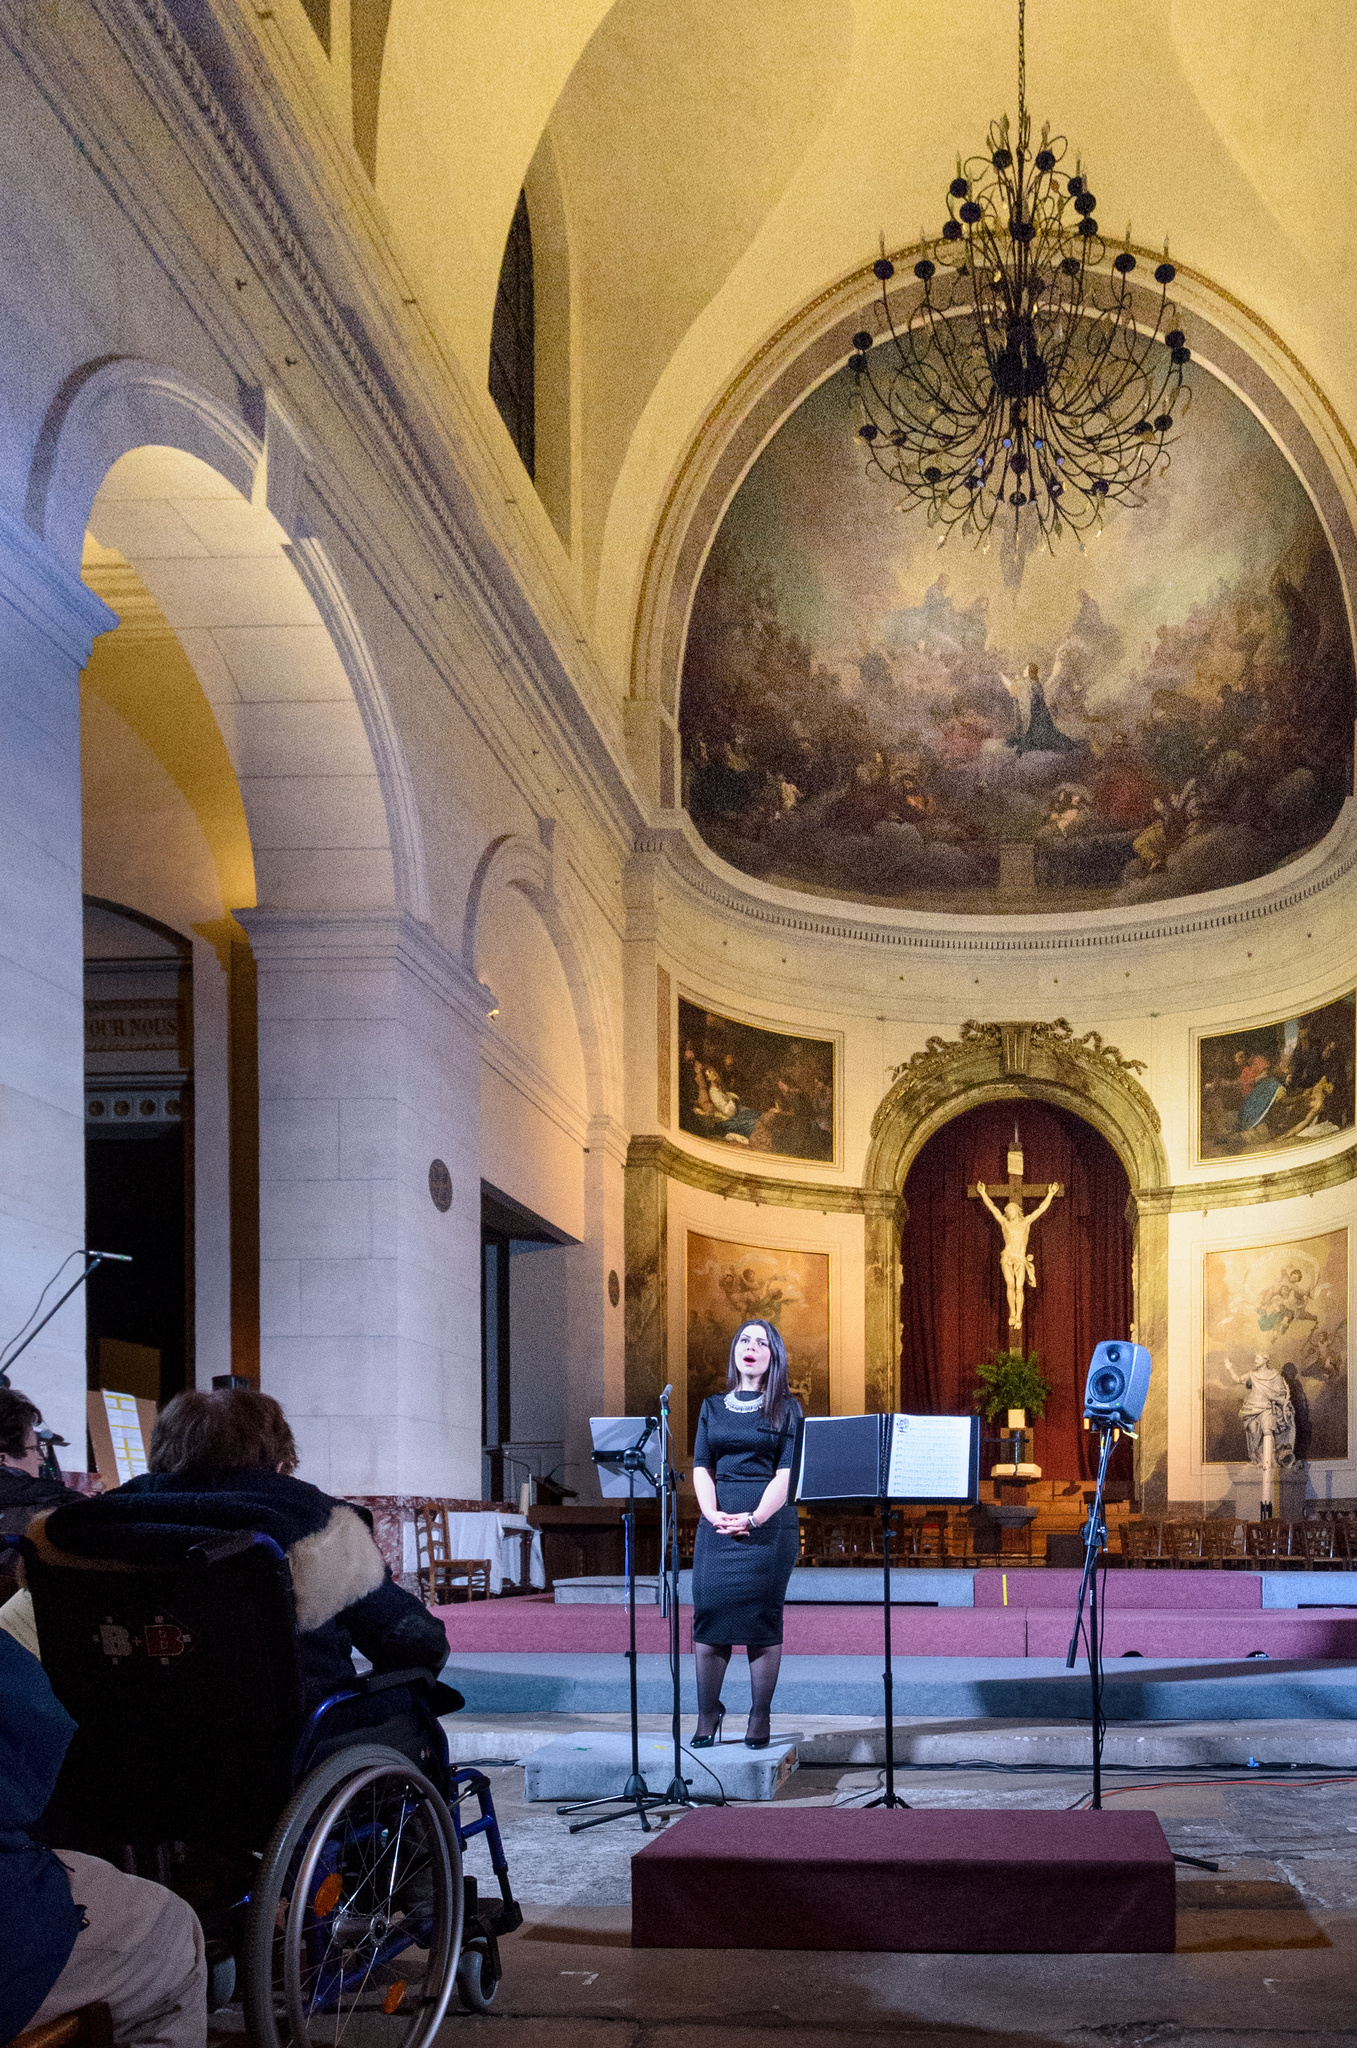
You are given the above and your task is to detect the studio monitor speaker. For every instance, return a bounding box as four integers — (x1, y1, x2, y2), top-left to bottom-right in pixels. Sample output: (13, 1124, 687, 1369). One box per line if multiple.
(1083, 1340, 1152, 1430)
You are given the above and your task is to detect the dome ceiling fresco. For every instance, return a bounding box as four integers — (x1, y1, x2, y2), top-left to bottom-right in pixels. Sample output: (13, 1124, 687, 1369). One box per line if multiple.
(679, 363, 1354, 914)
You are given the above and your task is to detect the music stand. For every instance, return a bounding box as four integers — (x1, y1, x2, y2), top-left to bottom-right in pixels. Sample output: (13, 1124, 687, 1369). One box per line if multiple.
(559, 1416, 670, 1833)
(797, 1412, 979, 1810)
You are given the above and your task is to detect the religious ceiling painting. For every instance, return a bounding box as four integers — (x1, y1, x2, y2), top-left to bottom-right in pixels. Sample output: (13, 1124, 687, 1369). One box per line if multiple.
(685, 1231, 830, 1438)
(1198, 993, 1356, 1162)
(677, 997, 835, 1162)
(1203, 1229, 1348, 1466)
(680, 365, 1354, 915)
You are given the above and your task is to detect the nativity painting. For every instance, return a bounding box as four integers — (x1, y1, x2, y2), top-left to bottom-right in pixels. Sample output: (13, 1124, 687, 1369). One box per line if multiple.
(678, 997, 835, 1162)
(679, 364, 1354, 915)
(1203, 1230, 1348, 1466)
(1198, 993, 1355, 1161)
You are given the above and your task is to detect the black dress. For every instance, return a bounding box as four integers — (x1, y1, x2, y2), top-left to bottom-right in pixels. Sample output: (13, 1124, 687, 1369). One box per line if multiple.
(691, 1395, 802, 1647)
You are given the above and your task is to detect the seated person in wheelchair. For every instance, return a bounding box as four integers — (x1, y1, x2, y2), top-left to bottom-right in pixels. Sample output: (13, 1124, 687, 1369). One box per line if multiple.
(35, 1387, 452, 1713)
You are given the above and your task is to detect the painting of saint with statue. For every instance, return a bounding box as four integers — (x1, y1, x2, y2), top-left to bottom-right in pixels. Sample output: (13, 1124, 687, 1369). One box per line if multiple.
(1203, 1230, 1348, 1466)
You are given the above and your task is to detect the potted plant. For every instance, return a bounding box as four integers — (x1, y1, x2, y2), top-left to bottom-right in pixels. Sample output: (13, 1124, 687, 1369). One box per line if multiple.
(973, 1347, 1051, 1479)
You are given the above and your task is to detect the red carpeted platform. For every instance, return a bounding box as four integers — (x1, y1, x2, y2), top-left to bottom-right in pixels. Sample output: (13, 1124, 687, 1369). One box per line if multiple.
(631, 1807, 1175, 1952)
(431, 1597, 1357, 1660)
(974, 1569, 1263, 1608)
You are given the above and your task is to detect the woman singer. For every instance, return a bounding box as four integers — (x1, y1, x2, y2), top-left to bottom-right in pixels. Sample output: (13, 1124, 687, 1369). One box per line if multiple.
(690, 1319, 803, 1748)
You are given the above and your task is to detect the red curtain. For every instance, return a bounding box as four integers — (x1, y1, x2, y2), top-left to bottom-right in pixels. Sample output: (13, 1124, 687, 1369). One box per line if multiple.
(899, 1100, 1133, 1482)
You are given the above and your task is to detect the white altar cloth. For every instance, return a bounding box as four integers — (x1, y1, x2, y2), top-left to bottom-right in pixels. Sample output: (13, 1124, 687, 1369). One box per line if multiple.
(443, 1511, 545, 1596)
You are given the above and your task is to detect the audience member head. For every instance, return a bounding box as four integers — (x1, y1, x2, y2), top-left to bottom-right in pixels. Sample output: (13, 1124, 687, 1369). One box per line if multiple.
(149, 1388, 298, 1479)
(0, 1389, 44, 1475)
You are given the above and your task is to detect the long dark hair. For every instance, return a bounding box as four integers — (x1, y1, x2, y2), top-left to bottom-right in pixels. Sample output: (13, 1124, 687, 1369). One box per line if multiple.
(726, 1319, 795, 1431)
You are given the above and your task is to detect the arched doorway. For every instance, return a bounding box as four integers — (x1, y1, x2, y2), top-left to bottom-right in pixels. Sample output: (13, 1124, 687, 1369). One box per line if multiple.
(900, 1100, 1133, 1483)
(83, 899, 193, 1408)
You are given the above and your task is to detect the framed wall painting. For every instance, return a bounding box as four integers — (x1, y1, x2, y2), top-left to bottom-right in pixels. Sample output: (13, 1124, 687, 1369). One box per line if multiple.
(685, 1231, 830, 1441)
(1197, 993, 1355, 1162)
(677, 996, 836, 1163)
(1202, 1228, 1348, 1466)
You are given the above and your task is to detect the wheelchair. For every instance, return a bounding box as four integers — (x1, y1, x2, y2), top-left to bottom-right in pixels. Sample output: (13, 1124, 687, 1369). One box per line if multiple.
(16, 1515, 522, 2046)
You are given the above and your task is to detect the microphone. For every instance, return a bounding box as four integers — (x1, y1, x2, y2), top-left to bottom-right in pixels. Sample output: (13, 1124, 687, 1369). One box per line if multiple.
(87, 1249, 133, 1261)
(659, 1383, 673, 1404)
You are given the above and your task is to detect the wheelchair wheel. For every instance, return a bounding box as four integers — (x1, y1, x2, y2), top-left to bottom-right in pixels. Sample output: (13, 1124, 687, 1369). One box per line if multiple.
(244, 1743, 463, 2048)
(455, 1937, 499, 2013)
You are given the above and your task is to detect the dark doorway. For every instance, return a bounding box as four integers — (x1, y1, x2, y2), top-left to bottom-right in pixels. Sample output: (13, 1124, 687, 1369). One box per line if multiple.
(900, 1099, 1134, 1482)
(480, 1182, 573, 1502)
(84, 900, 193, 1409)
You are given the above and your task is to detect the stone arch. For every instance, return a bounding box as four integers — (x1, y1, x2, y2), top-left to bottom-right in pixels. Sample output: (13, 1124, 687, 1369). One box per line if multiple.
(864, 1019, 1169, 1197)
(463, 830, 620, 1123)
(28, 358, 429, 920)
(860, 1020, 1170, 1507)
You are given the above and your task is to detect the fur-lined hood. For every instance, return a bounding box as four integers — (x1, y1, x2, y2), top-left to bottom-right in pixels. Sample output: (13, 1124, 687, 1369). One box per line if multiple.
(36, 1471, 387, 1633)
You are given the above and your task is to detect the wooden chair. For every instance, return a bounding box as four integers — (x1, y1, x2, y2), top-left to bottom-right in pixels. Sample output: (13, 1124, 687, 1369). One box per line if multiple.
(1244, 1518, 1297, 1565)
(1164, 1519, 1205, 1567)
(1121, 1518, 1166, 1565)
(415, 1501, 492, 1603)
(12, 2008, 114, 2048)
(1201, 1519, 1244, 1568)
(1300, 1519, 1340, 1566)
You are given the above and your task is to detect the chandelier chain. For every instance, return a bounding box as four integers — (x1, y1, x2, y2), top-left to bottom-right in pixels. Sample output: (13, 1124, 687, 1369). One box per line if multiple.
(1017, 0, 1026, 137)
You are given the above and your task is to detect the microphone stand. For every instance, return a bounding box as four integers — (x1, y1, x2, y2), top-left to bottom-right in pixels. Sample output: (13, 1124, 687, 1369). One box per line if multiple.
(0, 1248, 132, 1387)
(1065, 1421, 1115, 1806)
(560, 1417, 674, 1834)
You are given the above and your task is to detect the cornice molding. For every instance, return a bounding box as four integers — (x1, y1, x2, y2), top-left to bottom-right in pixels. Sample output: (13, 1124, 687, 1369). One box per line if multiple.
(636, 801, 1357, 958)
(626, 1132, 897, 1217)
(1138, 1142, 1357, 1217)
(237, 908, 490, 1037)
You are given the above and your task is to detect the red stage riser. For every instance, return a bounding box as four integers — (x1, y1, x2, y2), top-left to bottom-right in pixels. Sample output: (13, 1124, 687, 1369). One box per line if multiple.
(631, 1808, 1175, 1952)
(432, 1602, 1357, 1660)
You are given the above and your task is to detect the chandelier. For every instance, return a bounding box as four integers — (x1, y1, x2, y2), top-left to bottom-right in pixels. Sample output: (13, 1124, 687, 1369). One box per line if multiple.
(849, 0, 1191, 544)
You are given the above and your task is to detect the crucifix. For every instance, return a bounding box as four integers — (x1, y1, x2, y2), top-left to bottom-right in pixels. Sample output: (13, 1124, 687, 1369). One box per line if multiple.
(968, 1127, 1064, 1334)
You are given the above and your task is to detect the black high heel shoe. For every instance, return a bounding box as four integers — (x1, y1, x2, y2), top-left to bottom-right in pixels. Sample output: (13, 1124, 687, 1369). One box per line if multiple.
(691, 1705, 726, 1748)
(744, 1716, 771, 1749)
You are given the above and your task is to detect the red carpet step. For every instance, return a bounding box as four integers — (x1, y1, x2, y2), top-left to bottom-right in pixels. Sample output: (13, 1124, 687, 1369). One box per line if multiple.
(631, 1807, 1175, 1952)
(433, 1600, 1357, 1660)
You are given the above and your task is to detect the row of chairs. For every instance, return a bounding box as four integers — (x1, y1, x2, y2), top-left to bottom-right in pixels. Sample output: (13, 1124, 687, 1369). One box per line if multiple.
(1121, 1516, 1357, 1566)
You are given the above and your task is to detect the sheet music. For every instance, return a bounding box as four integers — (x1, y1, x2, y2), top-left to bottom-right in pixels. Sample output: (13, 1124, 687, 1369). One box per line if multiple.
(885, 1412, 973, 1501)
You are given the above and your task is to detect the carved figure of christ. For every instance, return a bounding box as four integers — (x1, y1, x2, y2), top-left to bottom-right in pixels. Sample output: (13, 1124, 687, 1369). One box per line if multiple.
(968, 1140, 1064, 1333)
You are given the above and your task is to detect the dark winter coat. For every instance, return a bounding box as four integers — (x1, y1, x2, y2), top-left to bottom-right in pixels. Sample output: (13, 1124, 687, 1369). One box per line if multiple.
(39, 1468, 449, 1709)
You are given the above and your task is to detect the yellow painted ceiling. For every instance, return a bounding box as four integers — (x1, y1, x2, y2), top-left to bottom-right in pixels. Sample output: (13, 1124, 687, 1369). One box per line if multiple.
(361, 1, 1355, 682)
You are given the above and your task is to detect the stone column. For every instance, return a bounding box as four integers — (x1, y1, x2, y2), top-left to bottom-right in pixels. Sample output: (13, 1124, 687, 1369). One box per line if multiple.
(0, 508, 113, 1451)
(623, 1134, 668, 1417)
(240, 908, 489, 1497)
(1128, 1189, 1171, 1513)
(561, 1114, 628, 1499)
(862, 1189, 904, 1413)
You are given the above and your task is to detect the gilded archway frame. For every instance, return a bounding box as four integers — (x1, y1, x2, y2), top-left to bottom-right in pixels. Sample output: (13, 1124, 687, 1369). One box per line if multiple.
(862, 1020, 1172, 1509)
